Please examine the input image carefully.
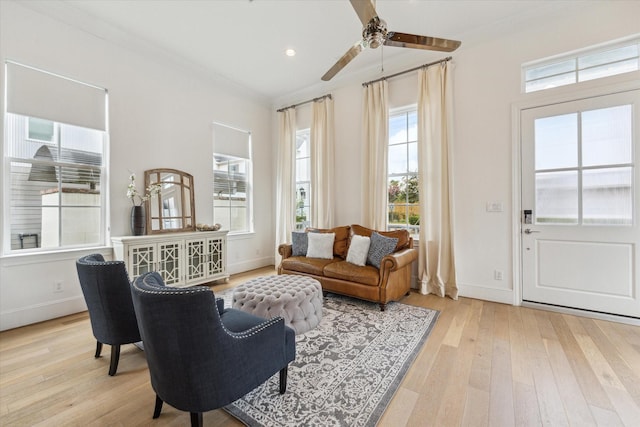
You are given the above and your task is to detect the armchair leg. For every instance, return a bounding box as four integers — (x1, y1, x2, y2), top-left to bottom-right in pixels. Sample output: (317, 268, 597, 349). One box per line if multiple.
(108, 344, 121, 376)
(94, 341, 103, 358)
(190, 412, 203, 427)
(379, 303, 386, 312)
(279, 367, 288, 394)
(153, 395, 163, 419)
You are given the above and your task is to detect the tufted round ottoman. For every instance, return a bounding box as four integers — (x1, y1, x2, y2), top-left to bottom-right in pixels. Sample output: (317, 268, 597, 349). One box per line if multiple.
(232, 275, 323, 335)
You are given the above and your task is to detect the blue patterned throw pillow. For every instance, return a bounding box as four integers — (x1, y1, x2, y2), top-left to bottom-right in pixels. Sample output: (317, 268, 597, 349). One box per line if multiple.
(291, 231, 308, 256)
(366, 232, 398, 268)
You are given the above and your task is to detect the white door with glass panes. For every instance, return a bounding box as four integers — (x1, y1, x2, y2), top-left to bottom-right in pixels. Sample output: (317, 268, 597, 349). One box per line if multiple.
(521, 90, 640, 318)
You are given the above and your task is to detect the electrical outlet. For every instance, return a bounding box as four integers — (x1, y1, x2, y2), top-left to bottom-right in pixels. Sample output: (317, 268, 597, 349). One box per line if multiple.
(53, 281, 63, 293)
(494, 270, 504, 281)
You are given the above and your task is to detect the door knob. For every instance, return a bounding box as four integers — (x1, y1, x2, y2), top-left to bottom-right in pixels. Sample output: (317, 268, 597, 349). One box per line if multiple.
(523, 228, 540, 234)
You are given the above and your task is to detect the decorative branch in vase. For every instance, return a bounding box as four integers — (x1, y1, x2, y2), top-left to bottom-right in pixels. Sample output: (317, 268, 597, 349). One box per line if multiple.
(127, 173, 161, 235)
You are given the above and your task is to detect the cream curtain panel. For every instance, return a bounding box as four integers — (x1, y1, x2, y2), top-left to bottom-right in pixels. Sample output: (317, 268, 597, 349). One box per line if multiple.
(275, 108, 297, 263)
(417, 62, 458, 299)
(310, 97, 335, 228)
(362, 80, 389, 230)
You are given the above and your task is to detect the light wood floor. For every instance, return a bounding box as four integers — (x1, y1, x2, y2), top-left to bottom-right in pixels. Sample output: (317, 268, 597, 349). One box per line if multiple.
(1, 266, 639, 426)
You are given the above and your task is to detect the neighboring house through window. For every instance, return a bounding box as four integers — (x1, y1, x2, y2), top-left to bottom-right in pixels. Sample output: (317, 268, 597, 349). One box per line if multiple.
(3, 62, 108, 253)
(388, 106, 419, 235)
(213, 123, 252, 234)
(295, 129, 311, 230)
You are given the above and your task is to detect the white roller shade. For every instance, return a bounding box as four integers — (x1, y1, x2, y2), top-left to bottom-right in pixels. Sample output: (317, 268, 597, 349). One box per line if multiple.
(213, 123, 251, 159)
(6, 62, 107, 131)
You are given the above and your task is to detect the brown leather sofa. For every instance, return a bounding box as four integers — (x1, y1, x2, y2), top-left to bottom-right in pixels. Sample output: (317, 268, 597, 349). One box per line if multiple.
(277, 225, 418, 311)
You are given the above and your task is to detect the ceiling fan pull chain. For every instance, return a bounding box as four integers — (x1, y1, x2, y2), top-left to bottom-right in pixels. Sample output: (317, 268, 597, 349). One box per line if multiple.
(381, 45, 385, 73)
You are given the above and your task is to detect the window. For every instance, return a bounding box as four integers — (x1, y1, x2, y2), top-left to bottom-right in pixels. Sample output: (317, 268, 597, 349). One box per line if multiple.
(295, 129, 311, 230)
(387, 107, 419, 235)
(534, 104, 633, 225)
(213, 123, 252, 234)
(4, 62, 107, 253)
(523, 38, 640, 93)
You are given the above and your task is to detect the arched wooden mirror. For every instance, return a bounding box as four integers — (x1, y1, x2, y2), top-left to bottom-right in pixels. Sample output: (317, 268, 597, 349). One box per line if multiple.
(145, 168, 195, 234)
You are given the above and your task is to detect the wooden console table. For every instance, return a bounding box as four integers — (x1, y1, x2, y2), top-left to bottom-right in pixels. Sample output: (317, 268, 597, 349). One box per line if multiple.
(112, 230, 228, 288)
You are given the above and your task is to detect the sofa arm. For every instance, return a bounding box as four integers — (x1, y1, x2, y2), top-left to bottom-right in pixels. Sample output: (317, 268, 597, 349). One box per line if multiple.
(278, 243, 293, 260)
(380, 247, 418, 272)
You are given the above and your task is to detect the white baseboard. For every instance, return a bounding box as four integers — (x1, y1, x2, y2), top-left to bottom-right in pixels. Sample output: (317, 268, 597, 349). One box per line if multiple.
(457, 282, 514, 305)
(0, 296, 87, 331)
(227, 256, 274, 276)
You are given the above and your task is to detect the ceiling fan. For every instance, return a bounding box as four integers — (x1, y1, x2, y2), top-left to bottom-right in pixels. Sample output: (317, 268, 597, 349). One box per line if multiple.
(321, 0, 461, 81)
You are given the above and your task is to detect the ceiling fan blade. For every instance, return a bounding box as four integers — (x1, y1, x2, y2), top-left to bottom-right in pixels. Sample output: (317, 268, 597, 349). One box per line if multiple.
(349, 0, 378, 26)
(322, 42, 364, 81)
(384, 32, 461, 52)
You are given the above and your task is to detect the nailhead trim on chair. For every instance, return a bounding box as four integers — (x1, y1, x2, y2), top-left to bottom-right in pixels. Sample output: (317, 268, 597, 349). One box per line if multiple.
(77, 255, 133, 280)
(133, 273, 285, 339)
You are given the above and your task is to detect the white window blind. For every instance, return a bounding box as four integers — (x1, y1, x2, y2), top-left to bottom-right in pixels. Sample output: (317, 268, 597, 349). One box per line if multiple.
(6, 61, 107, 131)
(212, 123, 251, 159)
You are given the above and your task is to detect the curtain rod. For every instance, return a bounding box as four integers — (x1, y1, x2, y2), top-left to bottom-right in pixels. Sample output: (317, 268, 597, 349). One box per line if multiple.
(362, 56, 452, 87)
(276, 94, 332, 113)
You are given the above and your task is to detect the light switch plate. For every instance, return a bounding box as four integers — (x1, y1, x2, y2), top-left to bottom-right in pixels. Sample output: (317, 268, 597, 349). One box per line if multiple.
(486, 201, 503, 212)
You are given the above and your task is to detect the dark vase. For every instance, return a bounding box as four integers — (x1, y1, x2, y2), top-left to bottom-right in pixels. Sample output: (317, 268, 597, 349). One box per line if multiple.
(131, 205, 146, 236)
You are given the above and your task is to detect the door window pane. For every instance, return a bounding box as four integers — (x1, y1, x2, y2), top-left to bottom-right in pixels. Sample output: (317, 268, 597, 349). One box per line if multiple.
(535, 113, 578, 170)
(535, 171, 578, 224)
(582, 105, 632, 167)
(583, 167, 632, 225)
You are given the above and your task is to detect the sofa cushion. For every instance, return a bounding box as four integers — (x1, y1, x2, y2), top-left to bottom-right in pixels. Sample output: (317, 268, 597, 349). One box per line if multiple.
(350, 224, 410, 252)
(291, 231, 308, 256)
(323, 261, 380, 287)
(281, 256, 338, 276)
(346, 234, 370, 266)
(367, 232, 398, 268)
(306, 232, 335, 259)
(307, 225, 350, 259)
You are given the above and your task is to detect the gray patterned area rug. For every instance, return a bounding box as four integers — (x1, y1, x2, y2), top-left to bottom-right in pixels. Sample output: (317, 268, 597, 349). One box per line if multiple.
(218, 291, 439, 427)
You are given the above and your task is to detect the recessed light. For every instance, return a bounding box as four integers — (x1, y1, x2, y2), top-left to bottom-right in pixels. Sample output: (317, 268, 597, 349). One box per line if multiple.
(285, 48, 296, 57)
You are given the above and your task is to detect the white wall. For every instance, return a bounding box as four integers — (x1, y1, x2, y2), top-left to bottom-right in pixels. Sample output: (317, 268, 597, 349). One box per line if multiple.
(0, 1, 275, 330)
(275, 1, 640, 304)
(2, 1, 639, 331)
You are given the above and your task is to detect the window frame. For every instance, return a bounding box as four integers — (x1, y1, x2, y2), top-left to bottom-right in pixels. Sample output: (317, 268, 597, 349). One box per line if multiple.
(387, 105, 419, 236)
(212, 124, 253, 235)
(4, 114, 108, 254)
(522, 36, 640, 93)
(295, 128, 311, 230)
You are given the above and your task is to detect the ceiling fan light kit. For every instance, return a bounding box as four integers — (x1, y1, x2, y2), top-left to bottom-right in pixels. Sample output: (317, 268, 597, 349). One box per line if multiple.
(363, 17, 387, 49)
(321, 0, 461, 81)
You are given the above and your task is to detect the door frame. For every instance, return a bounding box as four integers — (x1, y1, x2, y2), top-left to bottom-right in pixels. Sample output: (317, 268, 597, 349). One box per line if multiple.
(511, 79, 640, 324)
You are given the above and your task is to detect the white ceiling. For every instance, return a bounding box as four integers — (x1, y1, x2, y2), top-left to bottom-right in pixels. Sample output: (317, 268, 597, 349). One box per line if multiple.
(39, 0, 575, 104)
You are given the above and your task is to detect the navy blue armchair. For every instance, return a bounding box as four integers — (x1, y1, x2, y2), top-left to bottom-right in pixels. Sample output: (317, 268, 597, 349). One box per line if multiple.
(76, 253, 141, 376)
(131, 272, 296, 427)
